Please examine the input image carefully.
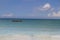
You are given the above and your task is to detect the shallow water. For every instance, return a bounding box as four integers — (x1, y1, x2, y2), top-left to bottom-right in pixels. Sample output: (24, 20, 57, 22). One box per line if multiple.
(0, 19, 60, 40)
(0, 19, 60, 34)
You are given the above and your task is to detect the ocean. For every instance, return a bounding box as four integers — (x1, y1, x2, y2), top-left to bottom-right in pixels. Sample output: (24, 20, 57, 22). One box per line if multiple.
(0, 19, 60, 40)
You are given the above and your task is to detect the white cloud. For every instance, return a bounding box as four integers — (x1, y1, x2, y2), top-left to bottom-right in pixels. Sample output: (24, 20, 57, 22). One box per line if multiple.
(1, 13, 13, 17)
(29, 3, 51, 17)
(39, 3, 51, 11)
(48, 11, 60, 17)
(42, 3, 51, 9)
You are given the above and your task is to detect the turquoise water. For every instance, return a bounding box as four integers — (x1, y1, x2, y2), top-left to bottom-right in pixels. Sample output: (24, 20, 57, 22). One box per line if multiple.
(0, 19, 60, 35)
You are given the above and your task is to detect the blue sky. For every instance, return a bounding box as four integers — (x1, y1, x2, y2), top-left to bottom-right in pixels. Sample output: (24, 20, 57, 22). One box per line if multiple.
(0, 0, 60, 19)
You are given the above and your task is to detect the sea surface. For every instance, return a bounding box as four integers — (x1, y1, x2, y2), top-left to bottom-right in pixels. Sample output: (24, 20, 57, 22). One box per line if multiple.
(0, 18, 60, 40)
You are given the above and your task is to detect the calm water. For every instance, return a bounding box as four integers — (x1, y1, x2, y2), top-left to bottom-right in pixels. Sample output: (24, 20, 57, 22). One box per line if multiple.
(0, 19, 60, 35)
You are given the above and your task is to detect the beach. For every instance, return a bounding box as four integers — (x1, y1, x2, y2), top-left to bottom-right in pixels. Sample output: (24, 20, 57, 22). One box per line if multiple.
(0, 34, 60, 40)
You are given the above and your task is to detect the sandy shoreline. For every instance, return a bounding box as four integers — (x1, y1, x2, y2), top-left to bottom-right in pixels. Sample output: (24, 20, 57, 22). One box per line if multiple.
(0, 34, 60, 40)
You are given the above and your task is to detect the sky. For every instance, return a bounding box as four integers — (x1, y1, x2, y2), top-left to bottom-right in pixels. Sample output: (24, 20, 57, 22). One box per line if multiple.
(0, 0, 60, 19)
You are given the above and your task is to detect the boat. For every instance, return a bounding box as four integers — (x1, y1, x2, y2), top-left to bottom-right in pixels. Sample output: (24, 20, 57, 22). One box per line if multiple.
(12, 20, 22, 22)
